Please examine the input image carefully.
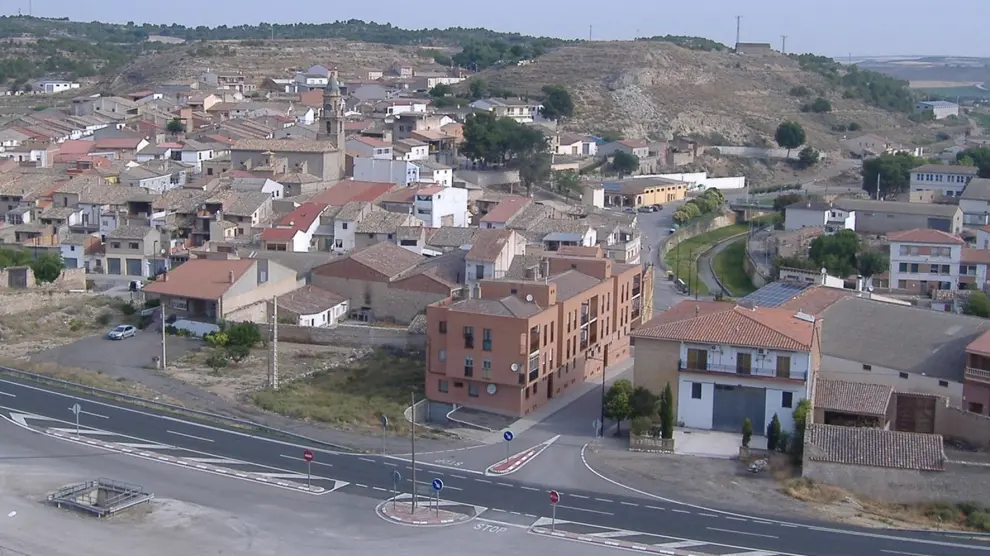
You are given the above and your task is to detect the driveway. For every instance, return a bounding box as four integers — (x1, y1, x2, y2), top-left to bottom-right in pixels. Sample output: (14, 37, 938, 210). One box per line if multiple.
(635, 201, 688, 312)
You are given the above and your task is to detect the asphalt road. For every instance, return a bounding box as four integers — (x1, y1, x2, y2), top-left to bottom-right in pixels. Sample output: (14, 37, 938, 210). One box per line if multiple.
(0, 375, 987, 556)
(635, 201, 690, 312)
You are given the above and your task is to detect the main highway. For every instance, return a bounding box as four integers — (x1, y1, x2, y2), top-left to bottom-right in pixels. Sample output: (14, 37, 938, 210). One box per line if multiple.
(0, 373, 987, 556)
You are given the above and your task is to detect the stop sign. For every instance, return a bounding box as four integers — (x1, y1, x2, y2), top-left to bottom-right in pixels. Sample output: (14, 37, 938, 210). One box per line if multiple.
(303, 449, 314, 462)
(549, 490, 560, 505)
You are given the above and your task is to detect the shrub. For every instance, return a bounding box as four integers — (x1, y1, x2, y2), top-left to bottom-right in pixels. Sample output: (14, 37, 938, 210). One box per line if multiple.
(926, 505, 958, 523)
(205, 349, 229, 372)
(144, 298, 161, 308)
(165, 325, 178, 335)
(136, 315, 153, 330)
(967, 511, 990, 531)
(205, 331, 230, 347)
(227, 322, 262, 348)
(789, 85, 811, 97)
(958, 501, 983, 516)
(68, 318, 83, 332)
(119, 303, 136, 316)
(96, 312, 112, 326)
(631, 416, 653, 436)
(226, 343, 250, 363)
(776, 430, 791, 453)
(847, 122, 861, 131)
(742, 418, 753, 447)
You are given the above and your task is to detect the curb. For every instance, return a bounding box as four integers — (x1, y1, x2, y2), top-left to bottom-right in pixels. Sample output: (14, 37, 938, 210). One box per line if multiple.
(487, 448, 538, 475)
(531, 527, 714, 556)
(45, 428, 328, 494)
(374, 497, 476, 528)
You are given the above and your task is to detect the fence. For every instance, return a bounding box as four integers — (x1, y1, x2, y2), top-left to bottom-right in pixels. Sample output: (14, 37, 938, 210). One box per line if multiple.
(0, 366, 355, 451)
(657, 210, 737, 272)
(257, 323, 425, 349)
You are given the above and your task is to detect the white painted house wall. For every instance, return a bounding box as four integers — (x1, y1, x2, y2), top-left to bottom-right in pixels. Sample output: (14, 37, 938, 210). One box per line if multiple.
(819, 355, 961, 407)
(784, 207, 827, 231)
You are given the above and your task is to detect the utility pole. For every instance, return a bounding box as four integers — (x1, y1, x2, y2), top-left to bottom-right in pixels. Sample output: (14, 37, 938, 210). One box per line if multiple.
(270, 296, 279, 389)
(735, 16, 742, 47)
(410, 390, 417, 510)
(160, 304, 167, 370)
(876, 172, 882, 200)
(588, 25, 592, 41)
(780, 35, 787, 54)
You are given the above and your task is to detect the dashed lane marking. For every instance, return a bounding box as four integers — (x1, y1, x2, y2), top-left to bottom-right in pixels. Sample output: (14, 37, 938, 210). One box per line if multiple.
(672, 509, 691, 514)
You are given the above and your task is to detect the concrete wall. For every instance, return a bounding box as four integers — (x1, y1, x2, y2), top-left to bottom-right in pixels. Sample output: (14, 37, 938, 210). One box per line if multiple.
(936, 403, 990, 447)
(819, 355, 963, 407)
(803, 458, 990, 504)
(257, 322, 425, 349)
(311, 275, 448, 324)
(0, 266, 86, 290)
(743, 248, 769, 288)
(711, 146, 827, 161)
(658, 210, 737, 266)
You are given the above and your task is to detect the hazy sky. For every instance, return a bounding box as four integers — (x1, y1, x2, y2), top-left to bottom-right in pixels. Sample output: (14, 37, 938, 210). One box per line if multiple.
(8, 0, 990, 58)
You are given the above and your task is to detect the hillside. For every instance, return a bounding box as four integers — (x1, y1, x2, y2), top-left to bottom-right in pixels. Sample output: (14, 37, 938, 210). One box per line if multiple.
(474, 41, 923, 152)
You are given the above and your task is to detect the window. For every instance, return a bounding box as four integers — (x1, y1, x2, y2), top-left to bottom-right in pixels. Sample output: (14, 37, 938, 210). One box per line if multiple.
(110, 242, 121, 249)
(543, 325, 548, 346)
(938, 380, 949, 387)
(736, 353, 752, 375)
(899, 372, 909, 379)
(438, 349, 446, 362)
(691, 383, 702, 399)
(168, 298, 187, 311)
(464, 356, 474, 377)
(775, 356, 791, 379)
(342, 222, 348, 229)
(482, 359, 491, 379)
(475, 264, 485, 280)
(685, 348, 708, 371)
(438, 380, 448, 393)
(438, 321, 447, 334)
(468, 383, 479, 397)
(463, 326, 474, 348)
(482, 328, 492, 351)
(453, 381, 463, 388)
(128, 242, 139, 249)
(898, 263, 907, 272)
(781, 392, 793, 408)
(862, 364, 872, 371)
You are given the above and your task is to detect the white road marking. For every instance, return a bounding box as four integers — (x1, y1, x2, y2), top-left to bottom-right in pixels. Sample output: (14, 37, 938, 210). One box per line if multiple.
(116, 443, 172, 450)
(645, 505, 665, 511)
(496, 482, 512, 487)
(452, 474, 467, 479)
(620, 501, 638, 507)
(594, 498, 613, 503)
(724, 551, 780, 556)
(520, 486, 538, 491)
(50, 428, 119, 436)
(186, 458, 240, 465)
(725, 516, 749, 522)
(556, 505, 613, 516)
(570, 494, 589, 499)
(358, 457, 375, 463)
(0, 391, 15, 397)
(279, 454, 333, 468)
(167, 430, 214, 443)
(588, 531, 638, 538)
(653, 540, 708, 549)
(699, 513, 719, 518)
(476, 479, 492, 484)
(707, 527, 778, 539)
(880, 551, 934, 556)
(671, 509, 691, 514)
(474, 518, 530, 530)
(80, 410, 109, 419)
(256, 473, 308, 479)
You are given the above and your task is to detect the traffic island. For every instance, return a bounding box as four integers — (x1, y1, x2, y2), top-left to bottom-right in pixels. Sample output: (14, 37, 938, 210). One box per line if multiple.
(376, 494, 482, 527)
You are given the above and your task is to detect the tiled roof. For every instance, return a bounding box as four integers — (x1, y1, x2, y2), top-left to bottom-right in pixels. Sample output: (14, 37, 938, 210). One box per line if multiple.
(232, 139, 338, 153)
(216, 190, 272, 217)
(888, 229, 964, 245)
(814, 378, 892, 417)
(356, 211, 410, 234)
(551, 270, 603, 302)
(351, 136, 391, 148)
(310, 180, 395, 206)
(804, 424, 945, 471)
(426, 227, 480, 248)
(480, 196, 531, 223)
(275, 285, 346, 314)
(58, 140, 94, 155)
(967, 329, 990, 357)
(93, 137, 144, 150)
(913, 164, 978, 175)
(348, 242, 423, 278)
(632, 301, 815, 351)
(777, 285, 855, 316)
(449, 296, 545, 319)
(466, 229, 512, 263)
(107, 225, 154, 240)
(962, 248, 990, 265)
(144, 258, 255, 300)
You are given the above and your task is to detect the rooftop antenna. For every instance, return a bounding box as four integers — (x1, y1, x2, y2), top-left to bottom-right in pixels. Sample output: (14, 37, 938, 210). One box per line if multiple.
(780, 35, 787, 54)
(735, 16, 742, 47)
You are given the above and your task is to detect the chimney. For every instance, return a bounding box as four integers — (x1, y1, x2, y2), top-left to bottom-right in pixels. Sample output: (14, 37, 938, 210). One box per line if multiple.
(228, 270, 234, 284)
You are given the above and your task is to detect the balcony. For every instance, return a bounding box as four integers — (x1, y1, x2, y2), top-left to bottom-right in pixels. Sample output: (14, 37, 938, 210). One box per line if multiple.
(529, 335, 540, 355)
(966, 367, 990, 385)
(679, 360, 806, 381)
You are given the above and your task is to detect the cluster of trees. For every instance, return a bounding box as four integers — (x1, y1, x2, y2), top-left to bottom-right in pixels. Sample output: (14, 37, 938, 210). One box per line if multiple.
(860, 152, 927, 198)
(775, 229, 889, 278)
(956, 146, 990, 178)
(604, 379, 674, 440)
(831, 122, 861, 132)
(671, 188, 724, 224)
(792, 54, 916, 113)
(538, 84, 574, 121)
(965, 291, 990, 319)
(799, 97, 832, 113)
(201, 322, 263, 371)
(0, 35, 160, 87)
(452, 39, 549, 70)
(609, 151, 639, 177)
(0, 247, 64, 283)
(634, 35, 728, 52)
(461, 112, 550, 193)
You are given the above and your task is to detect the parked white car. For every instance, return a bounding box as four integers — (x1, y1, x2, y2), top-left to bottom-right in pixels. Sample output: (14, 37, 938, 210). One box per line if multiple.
(107, 325, 136, 340)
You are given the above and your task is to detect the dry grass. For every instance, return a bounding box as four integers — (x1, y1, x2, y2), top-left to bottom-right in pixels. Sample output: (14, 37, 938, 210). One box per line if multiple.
(0, 356, 167, 400)
(0, 292, 120, 357)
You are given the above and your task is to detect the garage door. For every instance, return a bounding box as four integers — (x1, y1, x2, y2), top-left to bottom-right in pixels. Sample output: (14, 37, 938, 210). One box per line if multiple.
(63, 258, 78, 269)
(712, 384, 766, 433)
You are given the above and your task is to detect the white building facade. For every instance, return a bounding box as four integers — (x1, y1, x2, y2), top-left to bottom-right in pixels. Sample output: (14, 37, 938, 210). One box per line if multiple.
(909, 164, 978, 197)
(888, 229, 964, 293)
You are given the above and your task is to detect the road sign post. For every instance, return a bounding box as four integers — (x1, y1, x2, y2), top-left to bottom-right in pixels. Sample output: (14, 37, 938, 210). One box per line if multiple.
(392, 470, 401, 511)
(70, 403, 81, 435)
(303, 449, 314, 488)
(502, 430, 514, 466)
(549, 490, 560, 532)
(432, 478, 443, 517)
(380, 414, 388, 455)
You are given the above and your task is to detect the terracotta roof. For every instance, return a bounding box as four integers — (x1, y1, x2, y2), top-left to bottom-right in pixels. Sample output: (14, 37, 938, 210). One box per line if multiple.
(804, 424, 945, 471)
(58, 140, 94, 155)
(777, 285, 855, 316)
(480, 196, 531, 224)
(557, 245, 603, 258)
(232, 139, 337, 153)
(449, 295, 546, 319)
(887, 229, 964, 245)
(416, 185, 445, 195)
(466, 229, 512, 263)
(814, 378, 892, 417)
(92, 137, 144, 150)
(275, 285, 346, 314)
(144, 259, 255, 300)
(351, 136, 391, 148)
(380, 188, 417, 204)
(962, 248, 990, 265)
(331, 242, 423, 278)
(260, 227, 301, 241)
(967, 329, 990, 357)
(261, 202, 326, 243)
(632, 301, 816, 351)
(310, 180, 395, 206)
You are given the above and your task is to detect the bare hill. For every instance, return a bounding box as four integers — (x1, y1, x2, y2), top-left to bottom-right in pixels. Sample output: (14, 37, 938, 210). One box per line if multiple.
(476, 41, 921, 152)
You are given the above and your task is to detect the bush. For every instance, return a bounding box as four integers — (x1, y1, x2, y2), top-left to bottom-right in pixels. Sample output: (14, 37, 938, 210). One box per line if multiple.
(750, 183, 803, 194)
(631, 416, 653, 436)
(958, 501, 983, 516)
(967, 511, 990, 531)
(119, 303, 136, 316)
(742, 418, 753, 447)
(68, 318, 83, 332)
(789, 85, 811, 97)
(136, 315, 153, 330)
(205, 331, 230, 347)
(926, 505, 958, 523)
(96, 312, 112, 326)
(226, 322, 262, 348)
(205, 349, 229, 372)
(847, 122, 861, 131)
(776, 430, 791, 453)
(226, 343, 250, 363)
(144, 298, 161, 308)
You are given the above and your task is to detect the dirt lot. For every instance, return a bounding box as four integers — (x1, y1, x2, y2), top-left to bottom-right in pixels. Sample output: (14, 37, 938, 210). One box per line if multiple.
(0, 291, 120, 358)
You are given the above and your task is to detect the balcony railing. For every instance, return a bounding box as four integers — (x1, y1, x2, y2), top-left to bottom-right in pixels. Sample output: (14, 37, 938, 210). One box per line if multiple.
(529, 336, 540, 354)
(528, 368, 539, 382)
(679, 360, 806, 381)
(966, 367, 990, 384)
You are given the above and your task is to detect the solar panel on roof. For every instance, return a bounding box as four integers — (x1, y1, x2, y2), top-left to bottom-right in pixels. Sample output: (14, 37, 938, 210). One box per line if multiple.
(739, 281, 811, 308)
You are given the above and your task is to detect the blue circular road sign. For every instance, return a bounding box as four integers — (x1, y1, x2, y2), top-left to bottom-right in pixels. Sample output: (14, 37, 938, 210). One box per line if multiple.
(432, 478, 444, 491)
(503, 430, 514, 442)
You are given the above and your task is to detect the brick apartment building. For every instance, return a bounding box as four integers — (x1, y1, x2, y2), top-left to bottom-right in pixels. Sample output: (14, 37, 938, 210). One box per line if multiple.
(425, 252, 654, 417)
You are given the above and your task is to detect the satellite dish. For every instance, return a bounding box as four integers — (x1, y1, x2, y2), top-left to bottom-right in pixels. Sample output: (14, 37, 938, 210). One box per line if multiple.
(525, 294, 534, 302)
(487, 384, 497, 395)
(510, 363, 520, 372)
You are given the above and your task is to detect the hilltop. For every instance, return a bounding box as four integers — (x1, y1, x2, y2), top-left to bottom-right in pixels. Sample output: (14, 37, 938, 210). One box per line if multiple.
(474, 41, 925, 152)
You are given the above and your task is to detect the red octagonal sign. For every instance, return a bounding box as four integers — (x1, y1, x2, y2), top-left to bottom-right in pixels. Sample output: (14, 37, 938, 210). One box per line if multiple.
(549, 490, 560, 504)
(303, 449, 314, 462)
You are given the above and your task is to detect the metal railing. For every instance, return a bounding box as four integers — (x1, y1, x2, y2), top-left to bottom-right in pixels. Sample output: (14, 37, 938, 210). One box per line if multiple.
(0, 366, 355, 452)
(678, 360, 806, 381)
(966, 367, 990, 383)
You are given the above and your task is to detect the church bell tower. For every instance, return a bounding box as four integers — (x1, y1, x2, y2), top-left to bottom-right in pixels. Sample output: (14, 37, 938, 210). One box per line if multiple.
(318, 71, 344, 149)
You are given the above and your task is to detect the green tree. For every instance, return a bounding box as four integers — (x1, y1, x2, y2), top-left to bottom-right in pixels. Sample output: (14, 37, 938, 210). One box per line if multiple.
(659, 383, 674, 439)
(552, 170, 582, 196)
(166, 118, 184, 134)
(807, 97, 832, 113)
(809, 229, 860, 277)
(467, 78, 488, 100)
(773, 192, 807, 212)
(0, 247, 31, 268)
(428, 83, 453, 98)
(957, 147, 990, 178)
(226, 322, 262, 348)
(539, 84, 574, 121)
(847, 122, 861, 131)
(611, 150, 639, 177)
(798, 146, 820, 168)
(603, 379, 633, 434)
(629, 386, 659, 419)
(789, 85, 811, 97)
(774, 121, 806, 157)
(861, 152, 925, 198)
(965, 291, 990, 318)
(742, 418, 753, 448)
(766, 414, 782, 451)
(790, 399, 811, 459)
(517, 148, 551, 196)
(30, 252, 64, 283)
(857, 250, 889, 278)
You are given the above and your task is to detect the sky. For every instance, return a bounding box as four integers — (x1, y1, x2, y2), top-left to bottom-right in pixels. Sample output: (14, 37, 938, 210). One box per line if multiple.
(8, 0, 990, 58)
